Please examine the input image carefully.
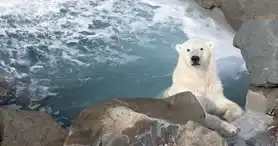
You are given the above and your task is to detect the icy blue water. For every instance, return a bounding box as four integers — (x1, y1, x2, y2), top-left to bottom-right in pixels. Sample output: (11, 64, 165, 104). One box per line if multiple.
(0, 0, 248, 125)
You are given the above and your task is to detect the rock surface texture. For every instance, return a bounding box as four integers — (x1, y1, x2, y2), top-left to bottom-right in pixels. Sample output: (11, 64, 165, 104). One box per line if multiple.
(0, 108, 68, 146)
(63, 92, 276, 146)
(194, 0, 221, 9)
(63, 92, 214, 146)
(245, 90, 267, 113)
(193, 0, 278, 31)
(229, 110, 276, 146)
(0, 77, 16, 106)
(0, 92, 276, 146)
(233, 19, 278, 124)
(234, 19, 278, 87)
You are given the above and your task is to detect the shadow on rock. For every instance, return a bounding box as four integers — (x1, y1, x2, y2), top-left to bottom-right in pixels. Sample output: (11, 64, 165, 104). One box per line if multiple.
(63, 91, 229, 146)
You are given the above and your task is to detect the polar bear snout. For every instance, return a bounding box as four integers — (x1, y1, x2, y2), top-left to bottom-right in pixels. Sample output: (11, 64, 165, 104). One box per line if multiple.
(191, 55, 200, 66)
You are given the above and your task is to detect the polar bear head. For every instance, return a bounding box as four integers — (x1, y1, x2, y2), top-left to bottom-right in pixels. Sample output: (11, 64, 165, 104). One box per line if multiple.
(175, 39, 215, 69)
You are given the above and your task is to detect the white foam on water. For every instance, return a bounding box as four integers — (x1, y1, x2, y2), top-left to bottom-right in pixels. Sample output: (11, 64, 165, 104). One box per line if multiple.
(0, 0, 245, 101)
(141, 0, 243, 60)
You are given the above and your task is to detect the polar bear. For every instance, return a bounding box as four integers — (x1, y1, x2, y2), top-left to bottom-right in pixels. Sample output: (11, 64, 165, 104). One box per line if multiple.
(163, 39, 243, 137)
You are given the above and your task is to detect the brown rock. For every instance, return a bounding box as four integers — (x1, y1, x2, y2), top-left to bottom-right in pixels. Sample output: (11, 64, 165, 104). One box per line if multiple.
(177, 121, 228, 146)
(64, 92, 229, 146)
(64, 91, 277, 146)
(0, 108, 68, 146)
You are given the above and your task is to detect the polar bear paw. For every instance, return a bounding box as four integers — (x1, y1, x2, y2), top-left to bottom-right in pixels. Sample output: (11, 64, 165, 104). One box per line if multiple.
(203, 114, 240, 137)
(219, 122, 241, 137)
(222, 103, 243, 122)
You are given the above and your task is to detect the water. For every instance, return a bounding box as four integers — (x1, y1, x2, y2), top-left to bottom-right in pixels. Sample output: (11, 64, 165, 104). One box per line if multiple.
(0, 0, 248, 125)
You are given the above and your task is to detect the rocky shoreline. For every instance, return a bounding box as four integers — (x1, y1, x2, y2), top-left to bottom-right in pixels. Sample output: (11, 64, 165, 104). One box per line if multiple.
(0, 91, 276, 146)
(1, 0, 278, 145)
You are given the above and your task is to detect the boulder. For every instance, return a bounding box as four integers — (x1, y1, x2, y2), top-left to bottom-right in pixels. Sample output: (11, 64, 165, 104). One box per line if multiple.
(0, 76, 16, 106)
(233, 19, 278, 87)
(63, 92, 228, 146)
(228, 110, 276, 146)
(245, 90, 267, 113)
(246, 86, 278, 123)
(64, 91, 276, 146)
(193, 0, 278, 31)
(0, 108, 68, 146)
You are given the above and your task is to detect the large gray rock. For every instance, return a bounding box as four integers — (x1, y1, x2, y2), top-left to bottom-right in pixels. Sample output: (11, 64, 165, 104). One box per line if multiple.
(0, 108, 68, 146)
(64, 91, 276, 146)
(63, 92, 228, 146)
(228, 110, 275, 146)
(233, 19, 278, 87)
(193, 0, 278, 31)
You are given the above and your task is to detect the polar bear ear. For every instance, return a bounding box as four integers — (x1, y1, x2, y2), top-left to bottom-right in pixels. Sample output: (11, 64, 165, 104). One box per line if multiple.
(206, 41, 214, 49)
(175, 44, 182, 52)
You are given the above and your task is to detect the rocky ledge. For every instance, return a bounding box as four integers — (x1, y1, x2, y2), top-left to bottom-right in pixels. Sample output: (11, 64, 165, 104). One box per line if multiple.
(0, 91, 276, 146)
(64, 92, 275, 146)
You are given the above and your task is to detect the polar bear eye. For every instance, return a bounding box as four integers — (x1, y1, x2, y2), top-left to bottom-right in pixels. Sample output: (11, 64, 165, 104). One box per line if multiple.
(187, 49, 190, 52)
(200, 48, 203, 51)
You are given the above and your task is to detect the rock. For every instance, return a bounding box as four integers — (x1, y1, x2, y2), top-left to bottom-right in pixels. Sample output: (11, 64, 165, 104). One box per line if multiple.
(64, 92, 226, 146)
(228, 110, 275, 146)
(246, 86, 278, 123)
(193, 0, 278, 31)
(176, 121, 228, 146)
(194, 0, 221, 9)
(233, 19, 278, 87)
(178, 110, 275, 146)
(0, 108, 68, 146)
(206, 7, 235, 34)
(0, 76, 16, 106)
(245, 90, 267, 113)
(64, 91, 276, 146)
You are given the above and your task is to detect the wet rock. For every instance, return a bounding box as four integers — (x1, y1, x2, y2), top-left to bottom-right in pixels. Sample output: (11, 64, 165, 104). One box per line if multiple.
(0, 108, 68, 146)
(193, 0, 278, 31)
(0, 76, 16, 106)
(233, 19, 278, 87)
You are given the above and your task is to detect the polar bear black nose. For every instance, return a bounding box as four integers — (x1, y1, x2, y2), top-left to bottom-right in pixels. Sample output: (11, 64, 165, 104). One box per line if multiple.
(191, 56, 200, 62)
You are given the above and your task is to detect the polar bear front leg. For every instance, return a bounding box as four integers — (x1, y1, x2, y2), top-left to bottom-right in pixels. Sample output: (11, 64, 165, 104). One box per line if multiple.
(213, 97, 243, 122)
(202, 113, 240, 137)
